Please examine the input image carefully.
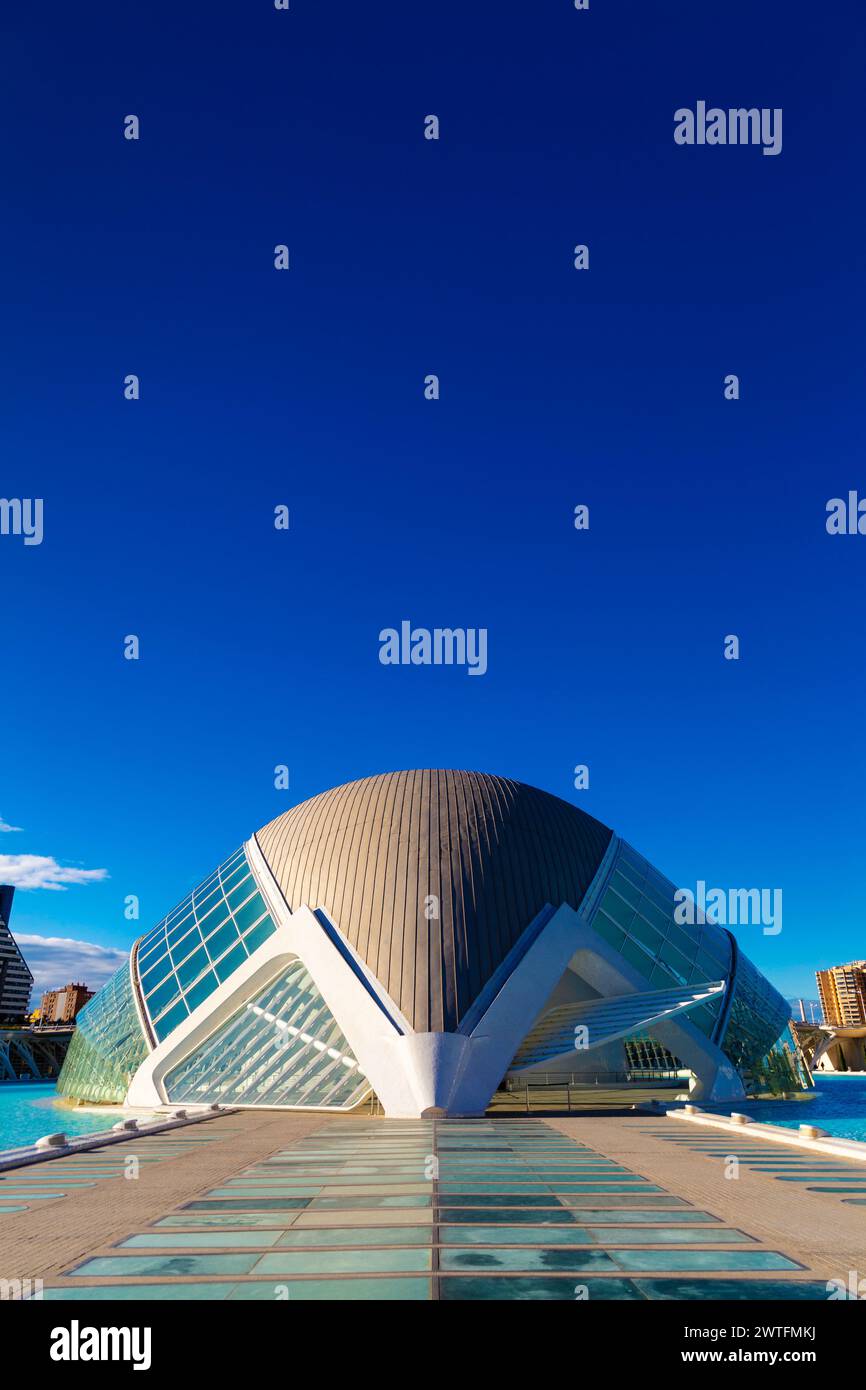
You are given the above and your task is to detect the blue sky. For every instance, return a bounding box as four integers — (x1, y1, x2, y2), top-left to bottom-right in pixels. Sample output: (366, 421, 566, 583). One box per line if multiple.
(1, 0, 864, 999)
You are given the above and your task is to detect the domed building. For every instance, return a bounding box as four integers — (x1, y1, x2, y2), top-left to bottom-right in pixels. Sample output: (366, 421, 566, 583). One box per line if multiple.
(58, 770, 794, 1116)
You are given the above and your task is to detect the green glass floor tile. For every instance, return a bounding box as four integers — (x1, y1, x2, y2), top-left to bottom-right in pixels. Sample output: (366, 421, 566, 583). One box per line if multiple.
(261, 1162, 330, 1168)
(0, 1177, 96, 1185)
(69, 1253, 259, 1277)
(611, 1250, 801, 1273)
(327, 1166, 427, 1176)
(438, 1168, 623, 1179)
(747, 1165, 862, 1173)
(805, 1186, 866, 1194)
(437, 1207, 577, 1224)
(120, 1232, 284, 1249)
(434, 1194, 566, 1208)
(308, 1195, 431, 1209)
(0, 1191, 69, 1199)
(224, 1174, 332, 1183)
(207, 1187, 322, 1198)
(183, 1199, 311, 1211)
(276, 1226, 432, 1247)
(436, 1183, 556, 1194)
(588, 1227, 753, 1245)
(252, 1247, 432, 1275)
(439, 1276, 639, 1300)
(631, 1278, 830, 1301)
(440, 1225, 595, 1246)
(154, 1213, 297, 1229)
(774, 1174, 866, 1183)
(43, 1284, 236, 1301)
(439, 1247, 620, 1272)
(227, 1277, 432, 1300)
(578, 1211, 719, 1224)
(561, 1195, 688, 1208)
(436, 1181, 650, 1194)
(551, 1183, 660, 1192)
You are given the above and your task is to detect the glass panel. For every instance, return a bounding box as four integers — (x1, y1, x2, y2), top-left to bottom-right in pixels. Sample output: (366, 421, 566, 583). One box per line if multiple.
(609, 871, 641, 908)
(204, 922, 238, 961)
(175, 945, 209, 989)
(232, 897, 267, 934)
(57, 961, 149, 1104)
(720, 948, 790, 1081)
(139, 954, 171, 992)
(225, 879, 255, 911)
(590, 913, 626, 951)
(243, 918, 276, 954)
(144, 975, 182, 1018)
(184, 971, 218, 1013)
(170, 926, 202, 969)
(129, 848, 274, 1046)
(165, 964, 370, 1111)
(153, 998, 188, 1042)
(600, 891, 634, 930)
(215, 942, 247, 982)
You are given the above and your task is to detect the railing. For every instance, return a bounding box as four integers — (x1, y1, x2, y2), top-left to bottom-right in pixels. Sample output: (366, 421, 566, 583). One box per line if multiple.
(492, 1072, 687, 1114)
(504, 1070, 683, 1088)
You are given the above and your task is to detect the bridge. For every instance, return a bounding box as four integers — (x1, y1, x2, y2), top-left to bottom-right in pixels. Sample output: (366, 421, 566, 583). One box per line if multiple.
(0, 1026, 74, 1082)
(792, 1019, 866, 1074)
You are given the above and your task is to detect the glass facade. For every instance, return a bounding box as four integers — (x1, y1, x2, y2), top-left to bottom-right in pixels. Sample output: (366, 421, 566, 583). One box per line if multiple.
(510, 980, 725, 1070)
(582, 839, 792, 1085)
(164, 963, 370, 1110)
(624, 1036, 681, 1072)
(585, 840, 732, 1041)
(57, 959, 149, 1104)
(718, 946, 791, 1081)
(134, 846, 277, 1043)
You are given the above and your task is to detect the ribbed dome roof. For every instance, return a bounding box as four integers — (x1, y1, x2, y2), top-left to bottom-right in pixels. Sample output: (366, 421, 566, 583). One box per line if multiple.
(255, 770, 612, 1033)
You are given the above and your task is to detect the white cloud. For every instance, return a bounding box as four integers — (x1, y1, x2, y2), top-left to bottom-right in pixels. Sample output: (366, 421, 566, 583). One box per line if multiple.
(0, 855, 108, 891)
(0, 816, 23, 833)
(14, 935, 128, 994)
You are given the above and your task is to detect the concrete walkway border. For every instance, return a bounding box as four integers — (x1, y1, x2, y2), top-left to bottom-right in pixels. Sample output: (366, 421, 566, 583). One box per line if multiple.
(0, 1106, 236, 1175)
(667, 1106, 866, 1163)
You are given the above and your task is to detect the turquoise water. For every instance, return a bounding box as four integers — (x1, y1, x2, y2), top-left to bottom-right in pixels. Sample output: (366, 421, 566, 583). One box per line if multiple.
(3, 1076, 866, 1152)
(0, 1082, 119, 1152)
(707, 1075, 866, 1143)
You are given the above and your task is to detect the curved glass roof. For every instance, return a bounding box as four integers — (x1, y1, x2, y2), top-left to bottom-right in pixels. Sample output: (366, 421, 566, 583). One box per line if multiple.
(134, 846, 277, 1044)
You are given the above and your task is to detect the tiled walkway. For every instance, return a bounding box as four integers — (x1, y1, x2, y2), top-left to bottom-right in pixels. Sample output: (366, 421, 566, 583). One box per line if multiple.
(646, 1126, 866, 1204)
(40, 1118, 830, 1300)
(0, 1128, 230, 1215)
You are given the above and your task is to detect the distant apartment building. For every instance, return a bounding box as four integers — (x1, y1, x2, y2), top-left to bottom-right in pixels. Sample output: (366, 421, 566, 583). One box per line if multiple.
(40, 982, 94, 1025)
(0, 886, 34, 1021)
(816, 962, 866, 1028)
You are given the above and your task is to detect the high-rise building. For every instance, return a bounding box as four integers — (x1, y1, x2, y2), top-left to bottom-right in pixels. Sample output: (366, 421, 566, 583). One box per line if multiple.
(40, 982, 94, 1024)
(0, 886, 34, 1022)
(816, 962, 866, 1028)
(58, 770, 797, 1114)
